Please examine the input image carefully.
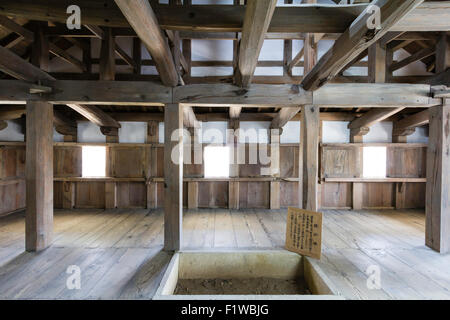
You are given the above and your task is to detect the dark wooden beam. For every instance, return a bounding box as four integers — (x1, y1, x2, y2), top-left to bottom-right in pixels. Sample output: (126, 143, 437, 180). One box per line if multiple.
(99, 27, 116, 81)
(302, 0, 424, 91)
(270, 107, 301, 129)
(390, 46, 435, 72)
(236, 0, 277, 87)
(392, 109, 429, 136)
(114, 0, 179, 86)
(0, 1, 448, 32)
(348, 107, 405, 132)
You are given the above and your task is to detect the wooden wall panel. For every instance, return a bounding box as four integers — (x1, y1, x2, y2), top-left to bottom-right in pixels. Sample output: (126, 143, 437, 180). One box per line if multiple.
(321, 147, 359, 178)
(0, 181, 25, 215)
(321, 182, 352, 209)
(404, 183, 426, 209)
(362, 183, 395, 208)
(239, 182, 270, 208)
(116, 182, 146, 208)
(387, 147, 426, 178)
(111, 147, 145, 178)
(239, 144, 271, 177)
(280, 181, 299, 208)
(198, 181, 228, 208)
(280, 146, 299, 178)
(0, 146, 26, 215)
(53, 181, 63, 209)
(54, 147, 81, 177)
(75, 182, 105, 208)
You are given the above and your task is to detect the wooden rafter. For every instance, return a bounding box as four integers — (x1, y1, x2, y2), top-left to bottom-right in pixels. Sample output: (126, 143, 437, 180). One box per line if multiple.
(236, 0, 277, 87)
(393, 109, 429, 136)
(114, 0, 179, 87)
(1, 1, 448, 32)
(302, 0, 424, 91)
(348, 107, 405, 136)
(0, 45, 120, 134)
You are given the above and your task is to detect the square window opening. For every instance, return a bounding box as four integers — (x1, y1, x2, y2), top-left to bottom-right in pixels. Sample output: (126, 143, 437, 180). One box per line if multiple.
(82, 146, 106, 178)
(204, 146, 230, 178)
(363, 147, 387, 178)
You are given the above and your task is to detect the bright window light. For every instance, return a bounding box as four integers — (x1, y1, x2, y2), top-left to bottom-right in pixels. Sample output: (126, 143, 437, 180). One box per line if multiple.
(204, 146, 230, 178)
(82, 146, 106, 177)
(363, 147, 387, 178)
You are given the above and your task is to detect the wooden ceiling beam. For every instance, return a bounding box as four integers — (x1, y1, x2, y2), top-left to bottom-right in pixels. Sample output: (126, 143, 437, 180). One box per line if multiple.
(114, 0, 179, 87)
(0, 80, 442, 108)
(0, 2, 448, 32)
(236, 0, 277, 87)
(302, 0, 424, 91)
(393, 109, 429, 136)
(0, 45, 120, 134)
(270, 107, 302, 129)
(348, 107, 405, 135)
(390, 46, 436, 72)
(0, 106, 26, 120)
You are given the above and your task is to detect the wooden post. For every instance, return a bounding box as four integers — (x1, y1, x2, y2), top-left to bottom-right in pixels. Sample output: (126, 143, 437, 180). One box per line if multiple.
(301, 105, 319, 211)
(228, 119, 240, 209)
(25, 101, 53, 252)
(187, 127, 198, 209)
(147, 120, 159, 209)
(164, 103, 183, 251)
(99, 27, 116, 81)
(425, 102, 450, 254)
(270, 128, 281, 209)
(62, 181, 75, 209)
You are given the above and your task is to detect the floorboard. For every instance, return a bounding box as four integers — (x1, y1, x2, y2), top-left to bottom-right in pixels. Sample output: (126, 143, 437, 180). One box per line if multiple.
(0, 208, 448, 300)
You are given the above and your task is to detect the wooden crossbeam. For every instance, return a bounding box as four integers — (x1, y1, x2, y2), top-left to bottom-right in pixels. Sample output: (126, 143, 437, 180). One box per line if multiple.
(0, 45, 120, 133)
(0, 106, 26, 120)
(390, 46, 436, 72)
(114, 0, 179, 87)
(1, 2, 448, 32)
(0, 80, 441, 108)
(393, 109, 429, 136)
(348, 107, 405, 136)
(0, 15, 86, 72)
(236, 0, 277, 87)
(302, 0, 424, 91)
(270, 107, 302, 129)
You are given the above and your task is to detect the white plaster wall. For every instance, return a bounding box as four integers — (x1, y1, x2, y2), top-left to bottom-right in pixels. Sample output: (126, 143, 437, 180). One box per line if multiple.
(0, 121, 24, 142)
(322, 121, 350, 143)
(239, 121, 270, 144)
(118, 122, 147, 143)
(363, 122, 393, 143)
(200, 121, 228, 144)
(280, 121, 300, 144)
(77, 122, 106, 143)
(407, 126, 429, 144)
(53, 129, 65, 142)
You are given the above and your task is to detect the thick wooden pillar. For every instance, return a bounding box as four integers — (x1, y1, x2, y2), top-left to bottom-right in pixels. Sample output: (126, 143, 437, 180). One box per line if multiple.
(164, 104, 183, 251)
(25, 101, 53, 252)
(426, 102, 450, 254)
(301, 105, 319, 211)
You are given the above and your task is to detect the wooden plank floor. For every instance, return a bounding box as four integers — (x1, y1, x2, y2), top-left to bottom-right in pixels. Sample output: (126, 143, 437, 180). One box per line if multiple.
(0, 208, 449, 300)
